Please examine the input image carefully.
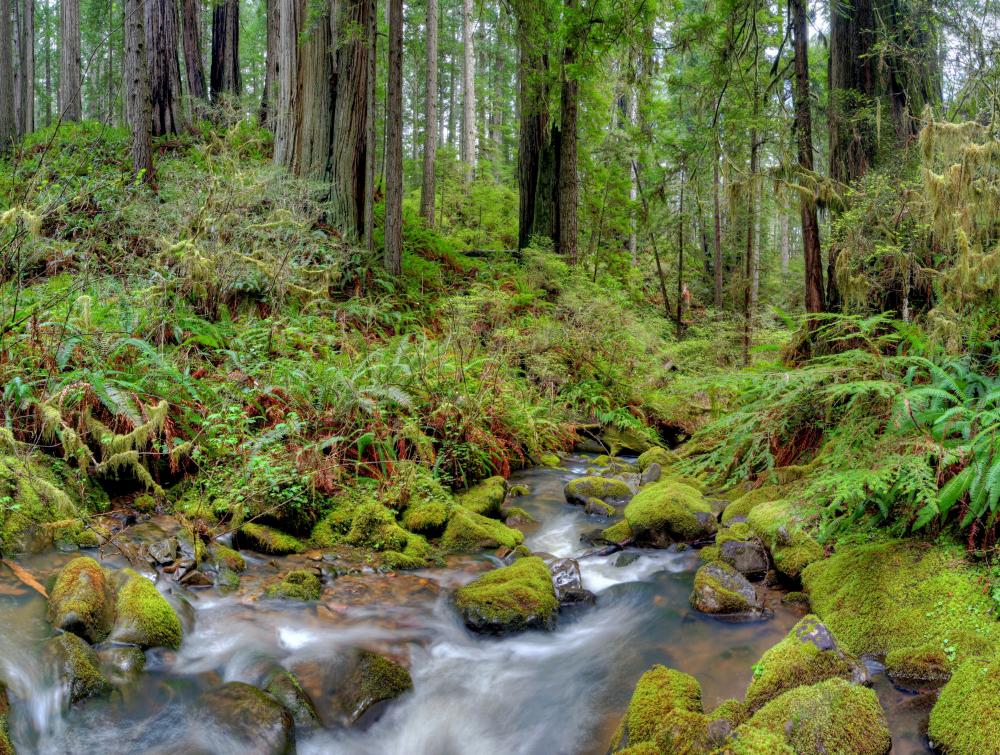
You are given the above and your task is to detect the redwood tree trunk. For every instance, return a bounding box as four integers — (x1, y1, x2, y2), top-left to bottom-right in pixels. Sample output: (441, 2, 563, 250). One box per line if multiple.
(419, 0, 438, 225)
(180, 0, 206, 102)
(271, 0, 301, 168)
(59, 0, 81, 120)
(15, 0, 33, 134)
(145, 0, 184, 135)
(712, 149, 723, 309)
(557, 0, 579, 264)
(125, 0, 154, 182)
(791, 0, 824, 317)
(384, 0, 403, 274)
(260, 0, 279, 126)
(295, 8, 332, 179)
(210, 0, 241, 100)
(0, 0, 15, 148)
(461, 0, 475, 180)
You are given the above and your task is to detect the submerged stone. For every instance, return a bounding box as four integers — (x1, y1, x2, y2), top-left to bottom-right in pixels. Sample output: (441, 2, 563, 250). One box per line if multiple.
(47, 556, 114, 643)
(264, 570, 322, 601)
(197, 682, 294, 755)
(454, 556, 558, 633)
(48, 632, 112, 704)
(265, 669, 321, 727)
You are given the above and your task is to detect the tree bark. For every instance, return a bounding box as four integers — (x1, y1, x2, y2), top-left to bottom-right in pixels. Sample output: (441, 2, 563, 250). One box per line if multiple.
(780, 194, 790, 274)
(791, 0, 824, 318)
(271, 0, 301, 169)
(43, 0, 50, 125)
(712, 148, 723, 309)
(419, 0, 438, 225)
(362, 0, 375, 249)
(210, 0, 241, 101)
(14, 0, 33, 134)
(461, 0, 475, 180)
(59, 0, 81, 120)
(296, 8, 332, 179)
(260, 0, 278, 126)
(384, 0, 403, 274)
(180, 0, 206, 103)
(742, 131, 758, 365)
(125, 0, 154, 182)
(145, 0, 184, 135)
(557, 0, 579, 263)
(0, 0, 15, 149)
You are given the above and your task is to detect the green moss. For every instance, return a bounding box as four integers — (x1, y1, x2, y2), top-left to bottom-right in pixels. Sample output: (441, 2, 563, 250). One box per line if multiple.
(610, 664, 704, 751)
(709, 698, 748, 728)
(212, 544, 246, 572)
(215, 567, 241, 592)
(781, 591, 810, 608)
(264, 569, 322, 601)
(502, 506, 536, 523)
(564, 476, 632, 505)
(690, 561, 760, 614)
(454, 556, 558, 633)
(112, 569, 183, 649)
(237, 523, 305, 555)
(928, 655, 1000, 754)
(700, 545, 721, 562)
(717, 726, 794, 754)
(401, 498, 451, 535)
(53, 520, 101, 551)
(47, 556, 113, 643)
(48, 632, 111, 703)
(457, 476, 508, 518)
(801, 540, 998, 667)
(744, 615, 865, 711)
(440, 506, 524, 552)
(716, 522, 753, 544)
(624, 479, 716, 544)
(348, 651, 413, 717)
(343, 501, 409, 551)
(602, 426, 653, 456)
(309, 498, 355, 547)
(746, 499, 823, 579)
(885, 643, 951, 685)
(538, 453, 562, 467)
(0, 684, 12, 755)
(382, 532, 433, 570)
(637, 446, 679, 472)
(721, 485, 783, 525)
(0, 454, 83, 553)
(602, 519, 634, 543)
(738, 678, 890, 755)
(265, 669, 320, 727)
(133, 494, 157, 513)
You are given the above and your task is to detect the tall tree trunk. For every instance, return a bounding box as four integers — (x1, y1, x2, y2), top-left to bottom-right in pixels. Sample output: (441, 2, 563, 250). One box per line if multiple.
(210, 0, 240, 100)
(14, 0, 33, 134)
(329, 0, 374, 241)
(125, 0, 155, 182)
(712, 148, 723, 309)
(180, 0, 206, 103)
(557, 0, 578, 263)
(296, 9, 332, 179)
(271, 0, 301, 168)
(0, 0, 15, 149)
(260, 0, 278, 126)
(362, 0, 375, 249)
(676, 175, 685, 338)
(447, 47, 456, 148)
(742, 132, 758, 365)
(791, 0, 824, 318)
(516, 42, 547, 250)
(384, 0, 403, 274)
(43, 0, 50, 125)
(780, 194, 790, 274)
(145, 0, 183, 135)
(59, 0, 81, 120)
(461, 0, 475, 180)
(419, 0, 438, 225)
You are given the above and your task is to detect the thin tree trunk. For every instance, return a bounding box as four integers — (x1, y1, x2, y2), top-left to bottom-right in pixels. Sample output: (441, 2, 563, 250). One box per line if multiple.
(384, 0, 403, 274)
(272, 0, 301, 169)
(43, 0, 50, 125)
(125, 0, 154, 182)
(461, 0, 475, 180)
(419, 0, 438, 225)
(742, 131, 759, 366)
(712, 148, 723, 309)
(180, 0, 206, 103)
(363, 0, 376, 249)
(627, 88, 638, 265)
(557, 0, 578, 264)
(59, 0, 81, 120)
(15, 0, 33, 134)
(260, 0, 278, 126)
(145, 0, 184, 135)
(791, 0, 824, 318)
(780, 194, 790, 274)
(676, 174, 685, 338)
(210, 0, 240, 100)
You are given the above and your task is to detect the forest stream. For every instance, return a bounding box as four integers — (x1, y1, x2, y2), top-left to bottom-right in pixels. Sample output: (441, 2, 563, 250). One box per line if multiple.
(0, 455, 934, 754)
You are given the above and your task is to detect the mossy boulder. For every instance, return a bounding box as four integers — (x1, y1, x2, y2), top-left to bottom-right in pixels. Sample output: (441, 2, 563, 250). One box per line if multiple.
(636, 446, 679, 472)
(538, 453, 562, 467)
(401, 498, 451, 536)
(746, 499, 823, 579)
(928, 655, 1000, 754)
(801, 540, 999, 668)
(340, 651, 413, 724)
(236, 523, 305, 555)
(609, 664, 708, 752)
(884, 643, 951, 686)
(265, 669, 320, 727)
(715, 524, 769, 579)
(736, 678, 890, 755)
(264, 570, 322, 601)
(440, 506, 524, 552)
(564, 476, 632, 506)
(717, 726, 794, 754)
(744, 615, 868, 711)
(602, 519, 634, 544)
(624, 479, 716, 546)
(690, 561, 763, 617)
(584, 498, 616, 517)
(110, 570, 183, 649)
(197, 682, 294, 755)
(381, 532, 432, 570)
(212, 544, 246, 572)
(47, 556, 114, 643)
(601, 426, 653, 456)
(457, 476, 508, 518)
(454, 556, 558, 633)
(721, 485, 782, 525)
(48, 632, 111, 703)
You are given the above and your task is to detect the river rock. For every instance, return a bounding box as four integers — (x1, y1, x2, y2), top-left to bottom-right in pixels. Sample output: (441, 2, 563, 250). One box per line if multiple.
(690, 561, 764, 617)
(48, 632, 112, 704)
(97, 645, 147, 685)
(293, 650, 412, 727)
(457, 476, 508, 518)
(109, 570, 183, 649)
(546, 557, 595, 605)
(640, 462, 662, 485)
(264, 570, 321, 601)
(584, 498, 616, 517)
(564, 477, 632, 506)
(197, 682, 294, 755)
(719, 539, 769, 580)
(147, 537, 178, 565)
(265, 669, 321, 727)
(624, 480, 717, 546)
(454, 556, 558, 633)
(47, 556, 114, 643)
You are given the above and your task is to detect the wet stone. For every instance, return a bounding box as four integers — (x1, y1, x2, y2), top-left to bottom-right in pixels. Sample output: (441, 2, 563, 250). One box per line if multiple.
(147, 537, 178, 565)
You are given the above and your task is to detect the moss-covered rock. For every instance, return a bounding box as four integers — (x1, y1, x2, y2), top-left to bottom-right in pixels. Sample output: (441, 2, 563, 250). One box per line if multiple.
(454, 556, 558, 633)
(928, 655, 1000, 754)
(457, 476, 508, 518)
(690, 561, 763, 616)
(212, 544, 246, 572)
(198, 682, 294, 754)
(236, 523, 305, 555)
(801, 540, 998, 668)
(538, 453, 562, 467)
(636, 446, 679, 472)
(340, 651, 413, 725)
(584, 498, 616, 517)
(602, 519, 634, 543)
(737, 678, 890, 755)
(564, 476, 632, 506)
(47, 556, 113, 643)
(265, 669, 320, 727)
(609, 664, 707, 752)
(715, 525, 769, 579)
(0, 453, 91, 554)
(708, 698, 748, 728)
(110, 570, 183, 649)
(885, 643, 951, 686)
(744, 615, 868, 711)
(345, 501, 409, 551)
(624, 479, 716, 546)
(381, 532, 432, 570)
(400, 498, 451, 536)
(48, 632, 111, 703)
(746, 499, 823, 580)
(439, 506, 524, 552)
(721, 485, 782, 525)
(602, 426, 654, 456)
(265, 570, 322, 601)
(717, 726, 794, 754)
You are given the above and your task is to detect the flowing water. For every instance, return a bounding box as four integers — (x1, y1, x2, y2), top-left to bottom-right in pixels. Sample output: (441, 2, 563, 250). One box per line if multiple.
(0, 455, 933, 754)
